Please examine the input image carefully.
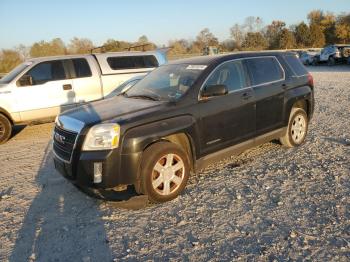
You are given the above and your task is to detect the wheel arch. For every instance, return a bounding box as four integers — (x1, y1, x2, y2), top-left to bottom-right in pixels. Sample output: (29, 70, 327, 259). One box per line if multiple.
(0, 107, 14, 124)
(284, 86, 314, 125)
(152, 133, 196, 173)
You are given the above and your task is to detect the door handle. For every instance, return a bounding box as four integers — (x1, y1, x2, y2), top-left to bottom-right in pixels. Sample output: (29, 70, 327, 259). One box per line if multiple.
(63, 84, 72, 90)
(242, 92, 253, 100)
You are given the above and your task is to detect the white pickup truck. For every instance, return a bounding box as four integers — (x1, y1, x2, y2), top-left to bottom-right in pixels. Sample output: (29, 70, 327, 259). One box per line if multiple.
(0, 50, 167, 143)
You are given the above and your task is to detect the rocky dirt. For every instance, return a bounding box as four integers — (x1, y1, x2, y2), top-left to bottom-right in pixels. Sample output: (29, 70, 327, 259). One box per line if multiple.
(0, 66, 349, 261)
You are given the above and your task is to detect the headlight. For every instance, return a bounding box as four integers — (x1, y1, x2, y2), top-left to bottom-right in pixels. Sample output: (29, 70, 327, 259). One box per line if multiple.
(82, 123, 120, 151)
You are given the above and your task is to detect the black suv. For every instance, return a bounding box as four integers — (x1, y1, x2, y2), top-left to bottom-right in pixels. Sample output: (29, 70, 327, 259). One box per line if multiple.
(53, 52, 315, 203)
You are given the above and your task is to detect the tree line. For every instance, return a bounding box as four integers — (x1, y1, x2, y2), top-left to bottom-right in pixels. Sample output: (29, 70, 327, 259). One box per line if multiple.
(0, 10, 349, 73)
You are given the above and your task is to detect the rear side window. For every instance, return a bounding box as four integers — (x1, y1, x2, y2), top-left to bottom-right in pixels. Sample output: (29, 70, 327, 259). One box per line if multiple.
(205, 60, 247, 92)
(26, 60, 67, 85)
(284, 55, 308, 76)
(107, 55, 158, 70)
(72, 58, 92, 78)
(245, 57, 284, 86)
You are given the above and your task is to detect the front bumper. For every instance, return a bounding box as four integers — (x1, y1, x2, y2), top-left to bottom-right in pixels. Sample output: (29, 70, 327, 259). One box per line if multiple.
(54, 149, 142, 189)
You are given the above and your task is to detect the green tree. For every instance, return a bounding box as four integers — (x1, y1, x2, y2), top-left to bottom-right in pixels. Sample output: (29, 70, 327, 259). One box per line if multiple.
(242, 32, 268, 50)
(278, 28, 296, 49)
(294, 22, 311, 47)
(30, 38, 66, 57)
(0, 49, 23, 73)
(266, 20, 286, 49)
(307, 10, 337, 44)
(68, 37, 94, 54)
(307, 10, 324, 25)
(102, 39, 131, 52)
(335, 13, 350, 43)
(309, 24, 326, 47)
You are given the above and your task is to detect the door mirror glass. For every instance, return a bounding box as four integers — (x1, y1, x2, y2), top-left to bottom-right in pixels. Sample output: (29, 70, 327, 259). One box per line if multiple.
(17, 75, 33, 86)
(201, 84, 228, 98)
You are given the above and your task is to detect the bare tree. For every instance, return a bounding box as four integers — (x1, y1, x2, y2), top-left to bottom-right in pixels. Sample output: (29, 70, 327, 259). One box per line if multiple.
(68, 37, 94, 54)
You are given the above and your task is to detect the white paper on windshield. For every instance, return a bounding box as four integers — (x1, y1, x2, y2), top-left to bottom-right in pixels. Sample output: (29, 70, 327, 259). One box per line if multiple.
(186, 65, 207, 70)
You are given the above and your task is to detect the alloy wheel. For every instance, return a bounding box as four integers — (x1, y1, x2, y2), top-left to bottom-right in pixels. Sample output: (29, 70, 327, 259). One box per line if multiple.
(151, 153, 185, 196)
(291, 113, 307, 144)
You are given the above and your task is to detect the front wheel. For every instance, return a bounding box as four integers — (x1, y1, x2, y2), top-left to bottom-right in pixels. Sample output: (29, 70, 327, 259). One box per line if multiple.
(0, 114, 12, 144)
(139, 142, 190, 203)
(280, 108, 309, 148)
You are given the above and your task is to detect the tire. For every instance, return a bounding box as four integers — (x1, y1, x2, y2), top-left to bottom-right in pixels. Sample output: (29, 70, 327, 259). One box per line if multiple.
(0, 114, 12, 144)
(139, 141, 190, 203)
(327, 56, 335, 66)
(342, 48, 350, 58)
(280, 108, 308, 148)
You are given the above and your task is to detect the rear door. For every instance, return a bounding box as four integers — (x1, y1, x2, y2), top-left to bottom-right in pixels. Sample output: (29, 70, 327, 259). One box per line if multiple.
(14, 59, 74, 121)
(198, 59, 256, 155)
(67, 57, 103, 104)
(245, 56, 285, 136)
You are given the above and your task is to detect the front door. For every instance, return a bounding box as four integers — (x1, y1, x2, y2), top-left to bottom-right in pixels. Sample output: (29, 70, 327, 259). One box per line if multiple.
(14, 60, 74, 122)
(198, 59, 256, 156)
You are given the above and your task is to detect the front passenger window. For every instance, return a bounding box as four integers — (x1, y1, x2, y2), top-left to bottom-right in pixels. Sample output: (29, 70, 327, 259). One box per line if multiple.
(204, 60, 247, 92)
(24, 60, 67, 86)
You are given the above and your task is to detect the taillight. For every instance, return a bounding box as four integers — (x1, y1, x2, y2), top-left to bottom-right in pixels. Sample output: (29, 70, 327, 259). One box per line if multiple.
(307, 73, 314, 88)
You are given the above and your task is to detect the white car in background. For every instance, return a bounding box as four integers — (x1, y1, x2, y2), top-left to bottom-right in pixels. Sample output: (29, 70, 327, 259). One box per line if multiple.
(316, 44, 350, 65)
(0, 50, 168, 143)
(300, 51, 319, 65)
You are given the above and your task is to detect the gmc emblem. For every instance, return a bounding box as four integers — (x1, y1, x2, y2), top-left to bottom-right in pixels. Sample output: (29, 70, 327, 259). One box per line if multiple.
(54, 132, 66, 144)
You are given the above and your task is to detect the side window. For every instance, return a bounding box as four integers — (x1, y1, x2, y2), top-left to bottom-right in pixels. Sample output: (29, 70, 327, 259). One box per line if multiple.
(72, 58, 92, 78)
(26, 60, 66, 85)
(284, 55, 308, 76)
(245, 57, 284, 86)
(107, 55, 158, 70)
(204, 60, 247, 92)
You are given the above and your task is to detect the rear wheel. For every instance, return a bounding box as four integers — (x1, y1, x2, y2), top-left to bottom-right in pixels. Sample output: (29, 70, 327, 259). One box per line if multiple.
(0, 114, 12, 144)
(139, 142, 190, 203)
(280, 108, 308, 148)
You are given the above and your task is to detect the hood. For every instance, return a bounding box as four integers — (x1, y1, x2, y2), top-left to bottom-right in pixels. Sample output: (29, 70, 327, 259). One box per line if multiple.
(60, 96, 164, 126)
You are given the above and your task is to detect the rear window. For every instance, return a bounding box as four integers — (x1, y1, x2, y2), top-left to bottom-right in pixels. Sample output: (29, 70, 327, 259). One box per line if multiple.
(245, 57, 284, 86)
(72, 58, 92, 78)
(284, 55, 308, 76)
(107, 55, 158, 70)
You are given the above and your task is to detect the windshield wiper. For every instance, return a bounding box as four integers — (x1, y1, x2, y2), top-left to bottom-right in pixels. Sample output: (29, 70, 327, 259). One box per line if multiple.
(127, 94, 160, 101)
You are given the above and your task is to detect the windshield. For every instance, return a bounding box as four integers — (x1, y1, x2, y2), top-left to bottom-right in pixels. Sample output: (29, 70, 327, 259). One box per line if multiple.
(0, 62, 31, 84)
(105, 78, 142, 99)
(125, 64, 205, 101)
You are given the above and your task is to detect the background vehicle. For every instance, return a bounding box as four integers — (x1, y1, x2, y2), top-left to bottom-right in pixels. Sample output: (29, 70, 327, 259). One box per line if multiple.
(317, 44, 350, 65)
(300, 51, 318, 65)
(53, 52, 314, 204)
(0, 50, 167, 144)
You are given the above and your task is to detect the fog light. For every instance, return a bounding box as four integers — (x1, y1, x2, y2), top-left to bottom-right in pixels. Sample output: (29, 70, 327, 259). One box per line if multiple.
(94, 162, 103, 183)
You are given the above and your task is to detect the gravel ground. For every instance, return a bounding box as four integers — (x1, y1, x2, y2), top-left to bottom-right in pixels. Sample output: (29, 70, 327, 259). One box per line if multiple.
(0, 66, 349, 261)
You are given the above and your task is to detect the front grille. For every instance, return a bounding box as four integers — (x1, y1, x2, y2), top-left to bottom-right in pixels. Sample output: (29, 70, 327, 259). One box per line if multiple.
(53, 126, 78, 162)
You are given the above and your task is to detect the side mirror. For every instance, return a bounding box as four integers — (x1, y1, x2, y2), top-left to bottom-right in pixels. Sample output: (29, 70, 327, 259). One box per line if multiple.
(201, 84, 228, 98)
(17, 75, 33, 87)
